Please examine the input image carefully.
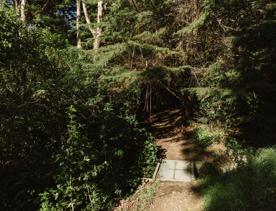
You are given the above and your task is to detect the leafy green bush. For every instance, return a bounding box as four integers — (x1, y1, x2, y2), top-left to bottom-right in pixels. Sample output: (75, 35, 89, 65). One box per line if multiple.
(192, 124, 225, 147)
(183, 0, 276, 148)
(1, 0, 276, 210)
(198, 148, 276, 211)
(0, 12, 157, 211)
(117, 181, 160, 211)
(39, 105, 111, 210)
(39, 105, 157, 210)
(0, 12, 68, 210)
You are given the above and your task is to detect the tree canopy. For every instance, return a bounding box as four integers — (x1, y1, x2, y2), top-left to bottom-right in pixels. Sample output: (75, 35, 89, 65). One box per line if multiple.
(0, 0, 276, 210)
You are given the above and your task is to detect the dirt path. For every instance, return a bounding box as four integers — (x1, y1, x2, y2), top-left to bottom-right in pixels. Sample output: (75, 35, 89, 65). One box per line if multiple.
(149, 109, 221, 162)
(148, 182, 203, 211)
(116, 109, 227, 211)
(146, 109, 227, 211)
(149, 109, 187, 160)
(145, 109, 204, 210)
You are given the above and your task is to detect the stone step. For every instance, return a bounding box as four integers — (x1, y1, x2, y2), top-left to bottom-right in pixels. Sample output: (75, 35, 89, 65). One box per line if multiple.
(157, 160, 195, 182)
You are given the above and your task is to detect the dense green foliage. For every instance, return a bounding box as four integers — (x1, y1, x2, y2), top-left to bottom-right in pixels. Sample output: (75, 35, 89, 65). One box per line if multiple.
(0, 0, 276, 210)
(198, 148, 276, 211)
(182, 0, 276, 148)
(0, 10, 157, 210)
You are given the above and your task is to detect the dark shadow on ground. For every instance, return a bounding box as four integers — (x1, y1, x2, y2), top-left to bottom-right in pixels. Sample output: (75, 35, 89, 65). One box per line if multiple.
(147, 109, 184, 139)
(190, 148, 276, 211)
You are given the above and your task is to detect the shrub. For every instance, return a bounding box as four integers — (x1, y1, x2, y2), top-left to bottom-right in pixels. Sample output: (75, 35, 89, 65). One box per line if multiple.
(192, 124, 225, 147)
(198, 148, 276, 211)
(39, 106, 157, 210)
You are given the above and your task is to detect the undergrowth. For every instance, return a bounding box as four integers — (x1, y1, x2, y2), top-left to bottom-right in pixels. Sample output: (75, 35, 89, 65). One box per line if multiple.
(191, 123, 225, 147)
(116, 181, 160, 211)
(197, 148, 276, 211)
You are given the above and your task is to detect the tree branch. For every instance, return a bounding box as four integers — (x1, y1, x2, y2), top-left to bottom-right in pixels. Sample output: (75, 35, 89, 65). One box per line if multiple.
(82, 0, 96, 36)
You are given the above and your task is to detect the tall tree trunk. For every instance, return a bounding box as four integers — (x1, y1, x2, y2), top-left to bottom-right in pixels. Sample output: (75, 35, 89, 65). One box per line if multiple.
(82, 0, 95, 37)
(76, 0, 82, 48)
(0, 0, 5, 11)
(93, 0, 103, 50)
(19, 0, 27, 95)
(128, 0, 139, 11)
(20, 0, 26, 22)
(13, 0, 19, 15)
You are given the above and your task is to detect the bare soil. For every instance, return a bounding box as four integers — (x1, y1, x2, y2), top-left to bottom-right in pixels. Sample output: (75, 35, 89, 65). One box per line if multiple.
(147, 182, 203, 211)
(147, 109, 227, 211)
(151, 109, 226, 162)
(115, 109, 228, 211)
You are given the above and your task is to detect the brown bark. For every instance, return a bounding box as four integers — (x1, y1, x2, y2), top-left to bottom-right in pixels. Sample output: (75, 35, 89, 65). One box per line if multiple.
(76, 0, 82, 48)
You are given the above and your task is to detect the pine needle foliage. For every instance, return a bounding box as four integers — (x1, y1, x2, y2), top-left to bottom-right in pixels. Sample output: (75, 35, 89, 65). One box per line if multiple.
(1, 0, 276, 210)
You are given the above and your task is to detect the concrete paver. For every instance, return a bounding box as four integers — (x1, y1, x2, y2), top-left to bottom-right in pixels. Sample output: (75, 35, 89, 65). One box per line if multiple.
(158, 160, 194, 182)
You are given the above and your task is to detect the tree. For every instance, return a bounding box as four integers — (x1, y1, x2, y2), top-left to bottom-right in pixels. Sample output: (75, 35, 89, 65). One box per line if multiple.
(12, 0, 19, 15)
(82, 0, 95, 37)
(0, 0, 5, 10)
(128, 0, 138, 11)
(20, 0, 26, 22)
(93, 0, 103, 50)
(76, 0, 81, 48)
(82, 0, 104, 50)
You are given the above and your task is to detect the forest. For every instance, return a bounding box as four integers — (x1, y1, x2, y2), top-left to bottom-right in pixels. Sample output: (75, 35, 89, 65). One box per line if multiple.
(0, 0, 276, 210)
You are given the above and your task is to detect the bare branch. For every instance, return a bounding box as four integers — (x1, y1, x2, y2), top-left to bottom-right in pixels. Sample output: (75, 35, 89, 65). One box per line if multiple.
(82, 0, 96, 36)
(93, 0, 103, 50)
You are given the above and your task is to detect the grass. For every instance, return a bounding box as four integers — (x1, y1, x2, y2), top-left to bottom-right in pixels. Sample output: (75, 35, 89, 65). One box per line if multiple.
(191, 123, 225, 148)
(117, 181, 160, 211)
(196, 148, 276, 211)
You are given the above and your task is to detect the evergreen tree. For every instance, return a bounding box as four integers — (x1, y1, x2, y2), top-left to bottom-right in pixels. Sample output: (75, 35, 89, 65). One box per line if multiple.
(1, 0, 276, 210)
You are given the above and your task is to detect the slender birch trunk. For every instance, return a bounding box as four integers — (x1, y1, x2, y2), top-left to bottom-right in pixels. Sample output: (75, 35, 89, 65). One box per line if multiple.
(82, 0, 95, 36)
(0, 0, 5, 11)
(13, 0, 19, 15)
(20, 0, 26, 22)
(76, 0, 82, 48)
(93, 0, 103, 50)
(20, 0, 27, 95)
